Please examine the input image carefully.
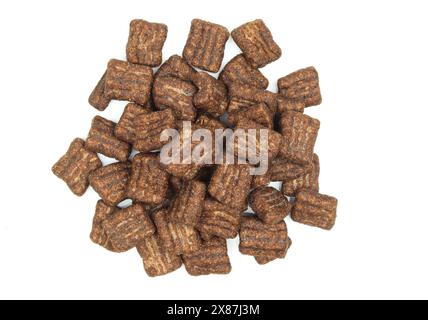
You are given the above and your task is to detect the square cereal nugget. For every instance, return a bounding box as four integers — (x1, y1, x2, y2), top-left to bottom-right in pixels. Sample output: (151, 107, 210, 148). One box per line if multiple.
(250, 186, 290, 224)
(277, 96, 305, 114)
(102, 203, 155, 252)
(89, 162, 130, 206)
(52, 138, 102, 196)
(219, 54, 268, 89)
(197, 198, 241, 239)
(254, 237, 292, 265)
(85, 116, 131, 162)
(89, 200, 117, 252)
(292, 189, 338, 230)
(239, 216, 288, 259)
(136, 235, 182, 277)
(114, 102, 151, 143)
(152, 209, 201, 255)
(156, 55, 196, 81)
(231, 19, 281, 68)
(183, 19, 229, 72)
(168, 180, 206, 226)
(126, 19, 168, 67)
(127, 153, 169, 205)
(228, 82, 277, 113)
(191, 72, 228, 117)
(270, 156, 313, 181)
(279, 111, 320, 165)
(277, 67, 322, 107)
(134, 109, 177, 152)
(228, 102, 273, 129)
(104, 59, 153, 105)
(281, 154, 320, 196)
(182, 237, 231, 276)
(208, 164, 252, 211)
(152, 75, 197, 121)
(88, 71, 111, 111)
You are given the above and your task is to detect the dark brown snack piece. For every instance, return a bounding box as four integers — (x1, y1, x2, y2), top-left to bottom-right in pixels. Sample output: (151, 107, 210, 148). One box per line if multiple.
(219, 54, 268, 89)
(156, 55, 196, 81)
(152, 209, 201, 255)
(102, 203, 155, 252)
(104, 59, 153, 105)
(136, 235, 182, 277)
(114, 103, 151, 143)
(88, 71, 111, 111)
(239, 216, 288, 259)
(191, 72, 228, 117)
(126, 19, 168, 67)
(228, 102, 273, 129)
(169, 180, 206, 226)
(195, 114, 226, 133)
(89, 162, 130, 206)
(228, 82, 277, 113)
(85, 116, 131, 162)
(251, 170, 271, 188)
(277, 97, 305, 114)
(52, 138, 102, 196)
(233, 118, 283, 163)
(182, 237, 231, 276)
(182, 19, 229, 73)
(197, 198, 241, 239)
(270, 157, 313, 182)
(281, 154, 320, 196)
(127, 153, 169, 205)
(231, 19, 281, 68)
(152, 75, 197, 121)
(292, 189, 337, 230)
(254, 237, 292, 265)
(277, 67, 322, 107)
(134, 108, 177, 152)
(279, 111, 320, 165)
(250, 187, 290, 224)
(208, 164, 252, 211)
(90, 200, 117, 251)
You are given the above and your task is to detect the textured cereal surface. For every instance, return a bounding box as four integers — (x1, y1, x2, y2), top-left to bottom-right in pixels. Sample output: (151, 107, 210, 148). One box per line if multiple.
(114, 103, 151, 143)
(191, 72, 228, 117)
(89, 200, 117, 251)
(250, 187, 290, 224)
(281, 154, 320, 196)
(228, 82, 277, 113)
(88, 71, 111, 111)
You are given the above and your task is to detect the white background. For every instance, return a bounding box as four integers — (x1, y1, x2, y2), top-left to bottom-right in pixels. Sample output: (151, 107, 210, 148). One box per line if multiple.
(0, 0, 427, 300)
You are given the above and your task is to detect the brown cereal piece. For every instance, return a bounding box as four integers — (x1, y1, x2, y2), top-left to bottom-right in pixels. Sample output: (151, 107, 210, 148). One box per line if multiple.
(228, 102, 273, 129)
(251, 170, 271, 188)
(270, 157, 313, 181)
(195, 114, 226, 133)
(127, 153, 169, 205)
(89, 162, 130, 206)
(85, 116, 131, 162)
(136, 235, 182, 277)
(231, 19, 281, 68)
(152, 75, 197, 121)
(292, 189, 337, 230)
(102, 203, 155, 252)
(52, 138, 102, 196)
(191, 72, 228, 117)
(197, 198, 241, 239)
(255, 237, 292, 265)
(277, 96, 305, 114)
(114, 103, 151, 143)
(89, 200, 117, 251)
(152, 209, 201, 255)
(134, 109, 177, 152)
(228, 82, 277, 113)
(182, 237, 231, 276)
(104, 59, 153, 105)
(277, 67, 321, 107)
(88, 71, 111, 111)
(281, 154, 320, 196)
(233, 118, 283, 163)
(169, 180, 206, 226)
(126, 19, 168, 67)
(279, 111, 320, 165)
(250, 187, 290, 224)
(156, 55, 196, 81)
(208, 164, 252, 211)
(182, 19, 229, 73)
(239, 216, 288, 259)
(219, 54, 268, 89)
(199, 230, 214, 242)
